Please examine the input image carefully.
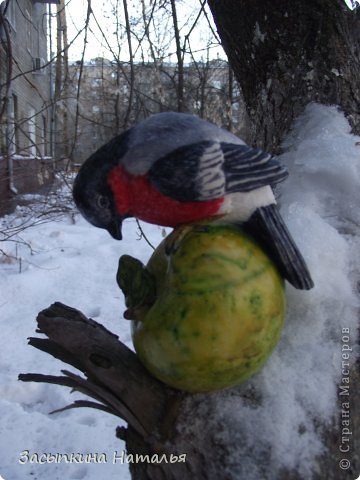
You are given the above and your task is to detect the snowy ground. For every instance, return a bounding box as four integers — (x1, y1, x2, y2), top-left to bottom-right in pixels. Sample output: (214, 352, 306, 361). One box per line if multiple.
(0, 104, 359, 479)
(0, 200, 166, 480)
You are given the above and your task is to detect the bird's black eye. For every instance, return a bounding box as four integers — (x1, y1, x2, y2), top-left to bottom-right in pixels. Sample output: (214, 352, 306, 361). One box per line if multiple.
(97, 194, 110, 210)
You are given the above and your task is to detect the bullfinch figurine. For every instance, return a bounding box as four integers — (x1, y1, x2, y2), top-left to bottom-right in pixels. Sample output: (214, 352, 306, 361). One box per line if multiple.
(73, 112, 314, 290)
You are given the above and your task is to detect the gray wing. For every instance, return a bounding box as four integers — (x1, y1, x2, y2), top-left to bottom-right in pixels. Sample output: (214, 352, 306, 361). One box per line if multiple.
(148, 141, 288, 202)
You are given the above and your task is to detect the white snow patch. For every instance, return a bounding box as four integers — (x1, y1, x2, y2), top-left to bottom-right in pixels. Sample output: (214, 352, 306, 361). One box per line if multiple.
(253, 21, 266, 44)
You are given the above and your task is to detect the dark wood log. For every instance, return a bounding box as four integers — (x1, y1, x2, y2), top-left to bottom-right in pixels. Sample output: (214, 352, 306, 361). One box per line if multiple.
(18, 302, 204, 479)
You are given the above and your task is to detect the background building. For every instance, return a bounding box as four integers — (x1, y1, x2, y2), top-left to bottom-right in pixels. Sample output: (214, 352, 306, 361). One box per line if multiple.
(0, 0, 57, 214)
(56, 57, 246, 165)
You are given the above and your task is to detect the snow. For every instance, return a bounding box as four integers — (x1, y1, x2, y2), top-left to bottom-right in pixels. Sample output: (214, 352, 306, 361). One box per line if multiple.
(0, 206, 165, 480)
(253, 22, 266, 45)
(0, 103, 359, 479)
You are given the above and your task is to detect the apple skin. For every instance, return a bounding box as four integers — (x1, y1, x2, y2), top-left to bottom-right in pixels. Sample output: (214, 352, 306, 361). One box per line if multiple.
(129, 224, 286, 393)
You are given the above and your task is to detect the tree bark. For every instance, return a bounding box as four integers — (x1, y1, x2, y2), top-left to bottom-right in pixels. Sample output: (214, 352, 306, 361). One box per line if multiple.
(207, 0, 360, 150)
(170, 0, 185, 112)
(59, 0, 69, 158)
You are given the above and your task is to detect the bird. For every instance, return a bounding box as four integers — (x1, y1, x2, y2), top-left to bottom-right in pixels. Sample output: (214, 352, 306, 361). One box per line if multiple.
(73, 111, 314, 290)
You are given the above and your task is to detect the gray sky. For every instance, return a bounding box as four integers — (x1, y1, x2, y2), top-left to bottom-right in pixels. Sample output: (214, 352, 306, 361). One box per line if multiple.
(56, 0, 224, 63)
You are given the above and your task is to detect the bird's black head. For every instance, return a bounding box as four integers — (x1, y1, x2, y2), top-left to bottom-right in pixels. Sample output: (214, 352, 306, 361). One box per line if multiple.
(72, 131, 130, 240)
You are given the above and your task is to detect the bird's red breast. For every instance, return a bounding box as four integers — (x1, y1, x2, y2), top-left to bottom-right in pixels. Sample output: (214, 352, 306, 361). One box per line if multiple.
(108, 166, 224, 227)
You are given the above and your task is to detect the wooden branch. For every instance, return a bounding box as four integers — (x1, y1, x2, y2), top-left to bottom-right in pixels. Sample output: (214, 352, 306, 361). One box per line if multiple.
(18, 302, 207, 479)
(19, 302, 180, 440)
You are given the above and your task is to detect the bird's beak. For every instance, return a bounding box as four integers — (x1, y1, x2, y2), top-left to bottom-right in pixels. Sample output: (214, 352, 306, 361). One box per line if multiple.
(107, 218, 123, 240)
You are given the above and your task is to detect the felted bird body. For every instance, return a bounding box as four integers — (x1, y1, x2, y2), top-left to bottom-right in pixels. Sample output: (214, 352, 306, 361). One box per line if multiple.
(73, 112, 314, 290)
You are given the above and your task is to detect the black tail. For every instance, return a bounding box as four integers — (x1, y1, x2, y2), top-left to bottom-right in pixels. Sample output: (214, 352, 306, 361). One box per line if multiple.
(244, 204, 314, 290)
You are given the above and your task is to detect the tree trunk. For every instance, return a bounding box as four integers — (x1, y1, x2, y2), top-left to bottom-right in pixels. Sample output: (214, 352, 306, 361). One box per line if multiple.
(170, 0, 185, 112)
(207, 0, 360, 150)
(60, 0, 69, 158)
(123, 0, 136, 128)
(54, 2, 63, 104)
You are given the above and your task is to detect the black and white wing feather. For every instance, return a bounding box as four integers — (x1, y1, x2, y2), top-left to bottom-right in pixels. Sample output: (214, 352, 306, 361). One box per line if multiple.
(148, 141, 288, 202)
(245, 204, 314, 290)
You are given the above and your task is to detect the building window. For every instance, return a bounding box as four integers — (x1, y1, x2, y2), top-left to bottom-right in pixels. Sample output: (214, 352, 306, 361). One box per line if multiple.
(41, 115, 47, 156)
(28, 107, 36, 157)
(91, 78, 102, 88)
(4, 0, 17, 30)
(0, 125, 6, 155)
(211, 80, 222, 90)
(7, 94, 19, 155)
(26, 8, 33, 55)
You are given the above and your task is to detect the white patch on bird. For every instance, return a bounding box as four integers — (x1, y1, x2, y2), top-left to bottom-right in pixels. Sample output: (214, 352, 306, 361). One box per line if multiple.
(217, 186, 276, 222)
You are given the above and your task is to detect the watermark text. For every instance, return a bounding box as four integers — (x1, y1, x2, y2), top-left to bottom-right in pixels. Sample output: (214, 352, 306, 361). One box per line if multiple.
(19, 449, 186, 465)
